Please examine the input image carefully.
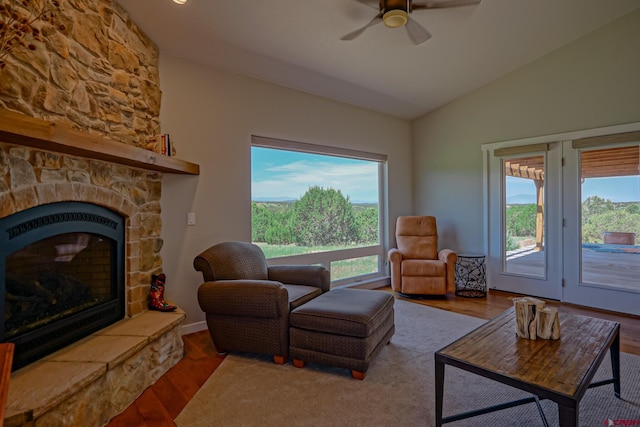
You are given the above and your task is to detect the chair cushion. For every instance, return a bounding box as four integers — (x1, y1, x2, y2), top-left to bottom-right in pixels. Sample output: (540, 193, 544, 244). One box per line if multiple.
(395, 216, 438, 260)
(401, 259, 445, 277)
(283, 284, 323, 310)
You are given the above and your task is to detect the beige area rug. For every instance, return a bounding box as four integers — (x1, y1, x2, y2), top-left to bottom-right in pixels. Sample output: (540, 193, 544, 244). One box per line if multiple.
(176, 300, 640, 427)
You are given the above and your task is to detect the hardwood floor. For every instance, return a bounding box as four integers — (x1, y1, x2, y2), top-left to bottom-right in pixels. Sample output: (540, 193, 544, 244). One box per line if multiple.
(382, 287, 640, 355)
(106, 331, 224, 427)
(105, 287, 640, 426)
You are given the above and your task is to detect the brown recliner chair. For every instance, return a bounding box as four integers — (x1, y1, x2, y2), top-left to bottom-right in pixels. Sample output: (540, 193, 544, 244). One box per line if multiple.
(388, 216, 457, 296)
(194, 241, 330, 364)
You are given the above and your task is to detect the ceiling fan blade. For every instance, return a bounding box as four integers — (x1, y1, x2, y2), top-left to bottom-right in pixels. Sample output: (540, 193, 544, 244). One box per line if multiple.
(341, 12, 383, 41)
(405, 17, 432, 45)
(413, 0, 481, 10)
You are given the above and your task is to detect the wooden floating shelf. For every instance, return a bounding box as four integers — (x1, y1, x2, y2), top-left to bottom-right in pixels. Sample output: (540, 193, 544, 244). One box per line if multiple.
(0, 109, 199, 175)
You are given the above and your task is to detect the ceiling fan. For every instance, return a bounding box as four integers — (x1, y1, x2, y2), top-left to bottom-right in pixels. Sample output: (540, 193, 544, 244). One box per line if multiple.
(341, 0, 481, 45)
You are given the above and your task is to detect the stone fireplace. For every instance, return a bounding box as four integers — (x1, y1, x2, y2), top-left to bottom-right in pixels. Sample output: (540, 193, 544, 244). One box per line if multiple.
(0, 1, 199, 424)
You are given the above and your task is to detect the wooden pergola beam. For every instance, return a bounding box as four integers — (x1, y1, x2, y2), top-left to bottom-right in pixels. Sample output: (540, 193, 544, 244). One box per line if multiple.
(505, 146, 639, 180)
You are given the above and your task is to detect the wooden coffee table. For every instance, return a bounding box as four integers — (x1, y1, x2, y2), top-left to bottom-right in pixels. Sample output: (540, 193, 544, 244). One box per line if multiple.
(435, 307, 620, 426)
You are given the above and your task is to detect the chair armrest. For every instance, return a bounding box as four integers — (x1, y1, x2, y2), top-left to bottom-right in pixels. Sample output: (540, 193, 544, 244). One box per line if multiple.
(193, 249, 217, 281)
(388, 248, 403, 264)
(388, 249, 403, 291)
(438, 249, 457, 265)
(197, 280, 289, 318)
(438, 250, 458, 293)
(267, 265, 330, 293)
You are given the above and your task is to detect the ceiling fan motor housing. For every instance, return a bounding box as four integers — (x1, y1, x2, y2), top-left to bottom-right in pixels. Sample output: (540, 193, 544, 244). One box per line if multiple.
(381, 0, 412, 28)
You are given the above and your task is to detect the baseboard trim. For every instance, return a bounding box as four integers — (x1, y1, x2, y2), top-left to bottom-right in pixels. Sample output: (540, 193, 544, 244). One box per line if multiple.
(181, 320, 207, 336)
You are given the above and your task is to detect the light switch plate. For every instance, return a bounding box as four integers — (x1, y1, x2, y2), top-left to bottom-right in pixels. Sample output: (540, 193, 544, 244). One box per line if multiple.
(187, 212, 196, 226)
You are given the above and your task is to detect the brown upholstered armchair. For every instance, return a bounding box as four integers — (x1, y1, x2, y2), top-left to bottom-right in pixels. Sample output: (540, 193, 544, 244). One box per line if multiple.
(388, 216, 457, 296)
(194, 241, 330, 364)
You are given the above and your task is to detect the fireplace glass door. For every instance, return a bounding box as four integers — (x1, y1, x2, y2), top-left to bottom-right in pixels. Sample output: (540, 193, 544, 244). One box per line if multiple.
(6, 232, 115, 340)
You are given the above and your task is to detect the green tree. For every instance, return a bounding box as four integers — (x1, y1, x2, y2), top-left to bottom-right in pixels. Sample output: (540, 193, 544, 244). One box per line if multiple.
(582, 195, 614, 222)
(251, 202, 272, 242)
(582, 209, 640, 243)
(505, 204, 536, 237)
(292, 186, 358, 246)
(264, 219, 295, 245)
(505, 229, 520, 251)
(625, 203, 640, 215)
(355, 207, 378, 244)
(252, 202, 297, 245)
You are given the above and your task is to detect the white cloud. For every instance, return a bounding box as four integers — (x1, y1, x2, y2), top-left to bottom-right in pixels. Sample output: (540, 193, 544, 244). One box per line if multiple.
(252, 160, 378, 202)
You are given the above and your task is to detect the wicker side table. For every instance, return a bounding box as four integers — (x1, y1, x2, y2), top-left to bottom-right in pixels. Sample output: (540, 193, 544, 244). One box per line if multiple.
(454, 253, 487, 297)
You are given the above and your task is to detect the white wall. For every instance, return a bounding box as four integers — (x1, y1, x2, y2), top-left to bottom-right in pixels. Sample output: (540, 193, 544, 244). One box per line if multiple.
(158, 56, 412, 332)
(412, 9, 640, 254)
(157, 8, 640, 332)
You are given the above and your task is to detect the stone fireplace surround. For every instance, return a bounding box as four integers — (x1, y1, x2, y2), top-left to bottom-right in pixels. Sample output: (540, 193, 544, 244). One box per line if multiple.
(0, 114, 199, 425)
(0, 0, 201, 423)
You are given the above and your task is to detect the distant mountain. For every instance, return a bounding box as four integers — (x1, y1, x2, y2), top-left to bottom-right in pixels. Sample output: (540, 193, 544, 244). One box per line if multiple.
(252, 198, 377, 205)
(252, 197, 296, 203)
(507, 194, 536, 205)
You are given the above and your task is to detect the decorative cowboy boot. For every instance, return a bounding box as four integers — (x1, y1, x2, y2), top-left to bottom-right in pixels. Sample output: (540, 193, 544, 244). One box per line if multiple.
(149, 273, 177, 312)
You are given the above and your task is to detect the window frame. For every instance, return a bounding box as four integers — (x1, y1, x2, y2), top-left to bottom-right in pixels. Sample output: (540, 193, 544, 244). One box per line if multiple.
(251, 135, 388, 287)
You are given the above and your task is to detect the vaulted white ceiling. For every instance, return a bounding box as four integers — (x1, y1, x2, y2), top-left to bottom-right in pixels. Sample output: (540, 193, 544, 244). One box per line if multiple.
(116, 0, 640, 120)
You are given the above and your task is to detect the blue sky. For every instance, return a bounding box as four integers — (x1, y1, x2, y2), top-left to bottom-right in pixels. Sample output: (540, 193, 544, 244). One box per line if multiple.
(253, 147, 639, 205)
(251, 147, 379, 203)
(507, 176, 640, 203)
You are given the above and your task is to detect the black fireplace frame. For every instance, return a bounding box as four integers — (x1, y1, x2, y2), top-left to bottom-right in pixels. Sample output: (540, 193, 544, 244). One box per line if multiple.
(1, 201, 125, 370)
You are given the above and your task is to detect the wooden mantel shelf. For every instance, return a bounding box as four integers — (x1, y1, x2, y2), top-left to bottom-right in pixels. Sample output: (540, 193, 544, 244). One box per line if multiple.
(0, 109, 199, 175)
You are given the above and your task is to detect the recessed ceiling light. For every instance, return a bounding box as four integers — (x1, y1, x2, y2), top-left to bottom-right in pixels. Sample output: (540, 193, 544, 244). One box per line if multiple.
(173, 0, 188, 4)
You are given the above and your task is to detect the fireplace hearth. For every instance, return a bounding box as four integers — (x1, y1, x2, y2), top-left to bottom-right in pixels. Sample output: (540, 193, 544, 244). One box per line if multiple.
(1, 201, 125, 370)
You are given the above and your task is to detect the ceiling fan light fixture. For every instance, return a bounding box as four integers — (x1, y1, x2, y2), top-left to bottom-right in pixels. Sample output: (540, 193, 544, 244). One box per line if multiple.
(383, 10, 408, 28)
(173, 0, 188, 4)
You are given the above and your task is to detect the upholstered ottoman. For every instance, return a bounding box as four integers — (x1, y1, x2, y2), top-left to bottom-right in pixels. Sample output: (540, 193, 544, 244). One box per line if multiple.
(289, 288, 395, 380)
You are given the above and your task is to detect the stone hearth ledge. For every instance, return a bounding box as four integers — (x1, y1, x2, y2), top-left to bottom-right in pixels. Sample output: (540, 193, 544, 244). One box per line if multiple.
(4, 309, 185, 426)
